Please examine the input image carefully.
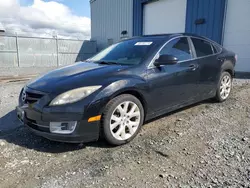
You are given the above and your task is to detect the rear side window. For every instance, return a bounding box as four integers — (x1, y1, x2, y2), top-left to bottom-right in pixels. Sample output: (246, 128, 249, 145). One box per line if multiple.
(160, 37, 191, 61)
(192, 38, 213, 57)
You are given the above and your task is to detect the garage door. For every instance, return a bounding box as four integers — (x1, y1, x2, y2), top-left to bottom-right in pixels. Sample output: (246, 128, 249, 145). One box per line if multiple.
(143, 0, 187, 35)
(223, 0, 250, 72)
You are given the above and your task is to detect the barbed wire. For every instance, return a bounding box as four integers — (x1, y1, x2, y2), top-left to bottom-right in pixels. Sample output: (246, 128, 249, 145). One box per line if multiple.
(1, 29, 90, 40)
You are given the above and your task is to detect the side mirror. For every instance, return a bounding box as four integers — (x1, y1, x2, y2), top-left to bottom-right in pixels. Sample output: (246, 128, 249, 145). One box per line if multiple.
(154, 54, 178, 66)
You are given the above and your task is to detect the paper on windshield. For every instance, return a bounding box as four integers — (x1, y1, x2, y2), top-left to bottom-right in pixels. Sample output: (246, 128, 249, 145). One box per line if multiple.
(135, 42, 153, 46)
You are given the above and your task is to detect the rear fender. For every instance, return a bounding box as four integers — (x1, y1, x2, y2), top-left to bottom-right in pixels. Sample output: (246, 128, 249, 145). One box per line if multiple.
(221, 60, 235, 76)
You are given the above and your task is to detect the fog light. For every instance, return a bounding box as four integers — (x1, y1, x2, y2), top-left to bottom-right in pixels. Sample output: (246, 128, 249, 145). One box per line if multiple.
(50, 121, 77, 134)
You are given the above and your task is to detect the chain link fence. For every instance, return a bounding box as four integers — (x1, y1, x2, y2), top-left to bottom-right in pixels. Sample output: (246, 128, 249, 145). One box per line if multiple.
(0, 35, 97, 67)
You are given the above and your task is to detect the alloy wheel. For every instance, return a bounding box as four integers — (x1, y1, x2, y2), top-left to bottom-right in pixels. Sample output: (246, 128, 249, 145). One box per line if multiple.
(110, 101, 141, 141)
(220, 74, 232, 100)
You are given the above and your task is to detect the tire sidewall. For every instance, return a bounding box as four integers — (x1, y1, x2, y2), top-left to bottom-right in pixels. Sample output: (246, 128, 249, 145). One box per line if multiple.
(102, 94, 144, 145)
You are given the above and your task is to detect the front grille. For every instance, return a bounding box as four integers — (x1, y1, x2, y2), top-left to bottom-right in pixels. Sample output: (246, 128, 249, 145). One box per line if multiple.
(23, 89, 45, 104)
(26, 91, 44, 104)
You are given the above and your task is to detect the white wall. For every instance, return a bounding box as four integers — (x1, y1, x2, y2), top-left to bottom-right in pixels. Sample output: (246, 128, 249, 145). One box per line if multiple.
(223, 0, 250, 72)
(143, 0, 187, 35)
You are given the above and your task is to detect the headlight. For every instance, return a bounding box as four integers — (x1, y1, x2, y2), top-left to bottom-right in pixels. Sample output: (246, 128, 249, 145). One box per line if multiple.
(50, 86, 101, 106)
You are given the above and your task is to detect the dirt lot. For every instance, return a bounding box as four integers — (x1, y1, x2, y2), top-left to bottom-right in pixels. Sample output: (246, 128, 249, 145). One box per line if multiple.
(0, 79, 250, 188)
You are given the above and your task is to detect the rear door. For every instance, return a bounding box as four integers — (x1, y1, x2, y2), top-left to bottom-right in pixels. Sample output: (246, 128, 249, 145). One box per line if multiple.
(147, 37, 200, 112)
(190, 37, 221, 97)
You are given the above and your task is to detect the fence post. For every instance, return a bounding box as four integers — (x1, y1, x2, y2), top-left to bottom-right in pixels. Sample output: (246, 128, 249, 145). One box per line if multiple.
(56, 35, 59, 67)
(16, 33, 20, 67)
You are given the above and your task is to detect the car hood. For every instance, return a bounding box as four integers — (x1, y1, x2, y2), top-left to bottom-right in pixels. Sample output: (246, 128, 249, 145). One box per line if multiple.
(27, 62, 127, 93)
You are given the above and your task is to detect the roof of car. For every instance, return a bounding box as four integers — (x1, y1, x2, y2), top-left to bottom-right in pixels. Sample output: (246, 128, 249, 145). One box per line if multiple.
(128, 33, 218, 44)
(141, 33, 206, 39)
(121, 33, 221, 47)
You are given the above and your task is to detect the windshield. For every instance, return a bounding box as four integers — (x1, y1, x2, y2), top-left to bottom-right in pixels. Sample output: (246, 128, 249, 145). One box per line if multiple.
(88, 39, 160, 65)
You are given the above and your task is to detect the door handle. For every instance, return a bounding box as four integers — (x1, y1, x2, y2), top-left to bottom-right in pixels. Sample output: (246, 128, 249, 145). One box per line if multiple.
(188, 64, 198, 71)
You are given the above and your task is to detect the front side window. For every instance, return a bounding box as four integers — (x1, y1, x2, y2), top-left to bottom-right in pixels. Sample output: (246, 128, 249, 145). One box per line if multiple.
(192, 38, 213, 57)
(89, 39, 161, 65)
(159, 37, 192, 61)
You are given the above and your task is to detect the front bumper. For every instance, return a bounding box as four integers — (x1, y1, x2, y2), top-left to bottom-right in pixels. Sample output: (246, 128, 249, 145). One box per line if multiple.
(25, 123, 99, 143)
(16, 103, 101, 143)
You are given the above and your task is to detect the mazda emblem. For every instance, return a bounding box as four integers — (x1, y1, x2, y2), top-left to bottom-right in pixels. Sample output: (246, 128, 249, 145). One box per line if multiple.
(22, 91, 26, 102)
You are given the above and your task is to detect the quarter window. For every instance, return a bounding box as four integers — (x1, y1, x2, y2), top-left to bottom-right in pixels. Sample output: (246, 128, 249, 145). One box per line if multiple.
(212, 44, 218, 53)
(192, 38, 213, 57)
(212, 43, 222, 54)
(159, 37, 192, 61)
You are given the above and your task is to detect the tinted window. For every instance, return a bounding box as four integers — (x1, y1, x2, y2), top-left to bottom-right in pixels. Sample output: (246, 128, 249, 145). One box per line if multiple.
(89, 39, 161, 65)
(159, 37, 191, 61)
(192, 38, 213, 57)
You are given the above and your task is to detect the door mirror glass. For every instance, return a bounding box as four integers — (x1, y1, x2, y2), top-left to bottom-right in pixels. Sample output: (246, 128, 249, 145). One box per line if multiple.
(154, 54, 178, 66)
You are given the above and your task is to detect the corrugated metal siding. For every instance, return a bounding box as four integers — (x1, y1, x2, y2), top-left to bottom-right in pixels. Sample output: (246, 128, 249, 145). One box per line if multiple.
(133, 0, 153, 36)
(223, 0, 250, 72)
(91, 0, 133, 51)
(185, 0, 226, 44)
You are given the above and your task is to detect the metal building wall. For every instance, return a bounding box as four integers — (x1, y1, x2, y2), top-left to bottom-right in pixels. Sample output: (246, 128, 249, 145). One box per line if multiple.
(91, 0, 133, 51)
(133, 0, 226, 44)
(133, 0, 152, 36)
(185, 0, 226, 44)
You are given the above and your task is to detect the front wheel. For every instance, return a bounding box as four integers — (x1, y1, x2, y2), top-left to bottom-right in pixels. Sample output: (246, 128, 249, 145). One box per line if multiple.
(102, 94, 144, 145)
(215, 71, 232, 102)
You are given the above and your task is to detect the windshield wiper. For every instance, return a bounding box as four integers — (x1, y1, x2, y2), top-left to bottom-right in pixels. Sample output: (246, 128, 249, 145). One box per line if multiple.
(96, 61, 119, 65)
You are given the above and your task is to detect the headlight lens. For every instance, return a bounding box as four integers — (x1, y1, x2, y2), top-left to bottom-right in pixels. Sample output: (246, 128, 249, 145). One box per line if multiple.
(50, 86, 101, 106)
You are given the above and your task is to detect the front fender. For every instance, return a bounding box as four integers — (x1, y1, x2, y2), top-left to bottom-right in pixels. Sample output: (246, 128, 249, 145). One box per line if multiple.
(91, 78, 149, 113)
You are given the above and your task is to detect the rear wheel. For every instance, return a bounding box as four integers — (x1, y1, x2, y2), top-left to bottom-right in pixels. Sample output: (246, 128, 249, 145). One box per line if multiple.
(102, 94, 144, 145)
(215, 71, 232, 102)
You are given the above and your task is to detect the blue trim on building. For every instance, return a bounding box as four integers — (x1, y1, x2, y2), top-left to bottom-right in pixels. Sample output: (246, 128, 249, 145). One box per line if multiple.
(133, 0, 155, 36)
(133, 0, 226, 44)
(185, 0, 226, 44)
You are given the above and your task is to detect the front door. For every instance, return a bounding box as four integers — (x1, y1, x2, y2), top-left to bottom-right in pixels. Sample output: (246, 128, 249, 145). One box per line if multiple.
(147, 37, 200, 112)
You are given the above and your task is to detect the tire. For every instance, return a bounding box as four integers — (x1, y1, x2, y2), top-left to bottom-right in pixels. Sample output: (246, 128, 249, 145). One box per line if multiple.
(215, 71, 232, 102)
(102, 94, 144, 146)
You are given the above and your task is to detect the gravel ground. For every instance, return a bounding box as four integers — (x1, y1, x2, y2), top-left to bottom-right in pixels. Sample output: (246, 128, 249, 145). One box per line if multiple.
(0, 79, 250, 188)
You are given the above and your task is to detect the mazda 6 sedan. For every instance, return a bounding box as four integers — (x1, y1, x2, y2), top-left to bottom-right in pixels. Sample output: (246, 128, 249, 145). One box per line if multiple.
(17, 33, 236, 145)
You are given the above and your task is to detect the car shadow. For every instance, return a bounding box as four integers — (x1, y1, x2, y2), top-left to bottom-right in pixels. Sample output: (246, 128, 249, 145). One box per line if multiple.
(0, 110, 21, 134)
(0, 110, 111, 153)
(1, 99, 214, 153)
(144, 99, 214, 125)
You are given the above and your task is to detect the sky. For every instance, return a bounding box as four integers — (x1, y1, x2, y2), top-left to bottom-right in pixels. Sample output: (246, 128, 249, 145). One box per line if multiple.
(0, 0, 91, 39)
